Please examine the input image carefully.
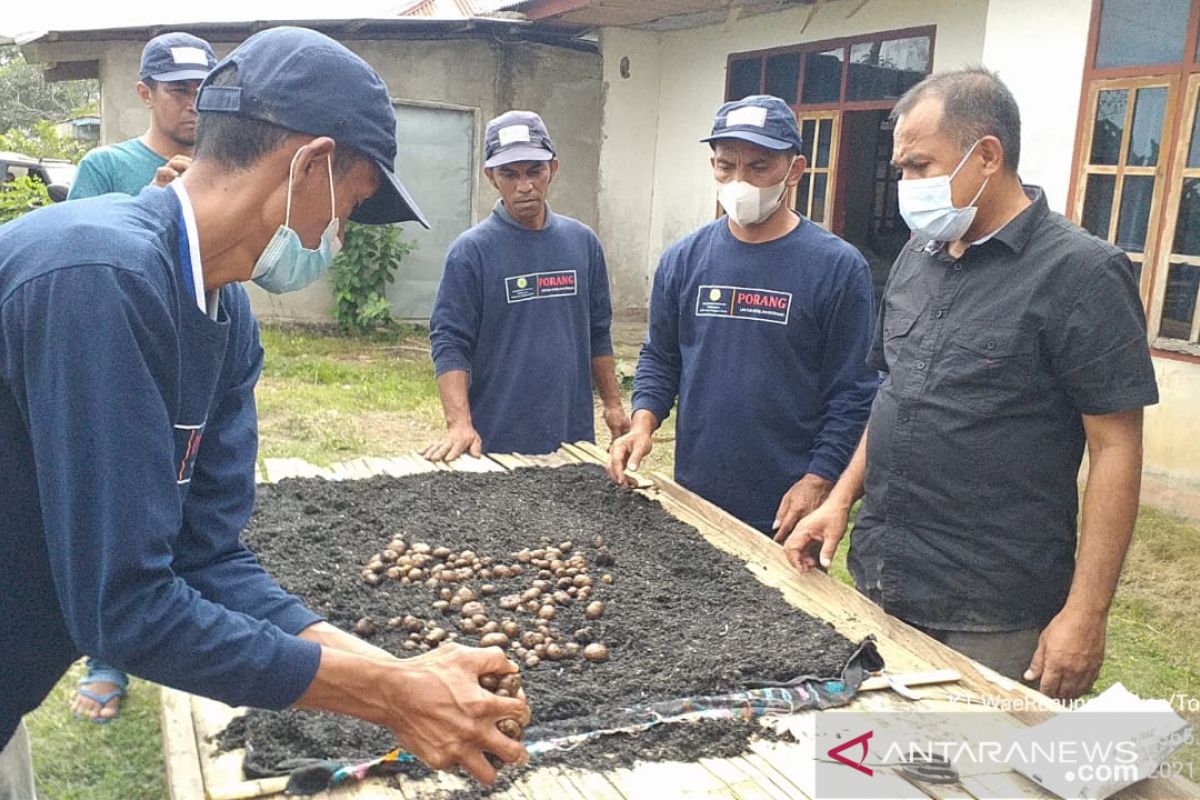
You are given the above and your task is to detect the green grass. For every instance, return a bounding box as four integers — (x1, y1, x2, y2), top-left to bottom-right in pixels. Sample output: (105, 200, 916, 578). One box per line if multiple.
(23, 323, 1200, 796)
(25, 663, 166, 800)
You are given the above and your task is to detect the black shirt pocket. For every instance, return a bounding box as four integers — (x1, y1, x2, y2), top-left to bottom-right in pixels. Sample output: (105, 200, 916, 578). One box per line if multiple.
(941, 325, 1033, 414)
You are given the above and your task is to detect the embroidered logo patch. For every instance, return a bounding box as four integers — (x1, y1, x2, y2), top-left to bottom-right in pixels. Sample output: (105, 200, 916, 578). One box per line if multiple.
(695, 285, 793, 325)
(174, 422, 206, 485)
(506, 270, 578, 303)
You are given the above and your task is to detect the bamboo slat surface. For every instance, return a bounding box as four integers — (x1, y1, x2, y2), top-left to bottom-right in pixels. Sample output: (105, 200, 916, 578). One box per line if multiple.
(162, 445, 1196, 800)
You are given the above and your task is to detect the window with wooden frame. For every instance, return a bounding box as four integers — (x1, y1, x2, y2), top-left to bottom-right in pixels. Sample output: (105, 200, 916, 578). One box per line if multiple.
(1070, 0, 1200, 355)
(725, 27, 934, 232)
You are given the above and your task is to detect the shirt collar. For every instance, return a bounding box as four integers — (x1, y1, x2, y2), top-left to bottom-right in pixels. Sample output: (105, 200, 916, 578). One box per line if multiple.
(169, 180, 219, 319)
(493, 198, 554, 231)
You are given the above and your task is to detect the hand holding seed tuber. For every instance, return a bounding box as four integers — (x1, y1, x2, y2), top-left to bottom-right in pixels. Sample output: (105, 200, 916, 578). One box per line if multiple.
(357, 643, 529, 784)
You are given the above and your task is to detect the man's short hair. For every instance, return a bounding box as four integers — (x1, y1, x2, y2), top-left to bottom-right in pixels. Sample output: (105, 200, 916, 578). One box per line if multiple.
(892, 66, 1021, 173)
(193, 65, 362, 175)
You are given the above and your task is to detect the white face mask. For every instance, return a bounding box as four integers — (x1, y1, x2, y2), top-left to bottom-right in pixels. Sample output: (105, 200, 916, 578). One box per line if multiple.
(897, 139, 989, 242)
(717, 158, 795, 228)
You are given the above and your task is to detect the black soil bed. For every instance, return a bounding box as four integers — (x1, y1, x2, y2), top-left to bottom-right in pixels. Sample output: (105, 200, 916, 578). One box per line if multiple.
(220, 465, 857, 789)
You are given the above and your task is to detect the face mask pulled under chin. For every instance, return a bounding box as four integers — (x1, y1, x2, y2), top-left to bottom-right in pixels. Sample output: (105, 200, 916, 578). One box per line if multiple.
(717, 158, 795, 227)
(896, 139, 990, 243)
(251, 148, 342, 294)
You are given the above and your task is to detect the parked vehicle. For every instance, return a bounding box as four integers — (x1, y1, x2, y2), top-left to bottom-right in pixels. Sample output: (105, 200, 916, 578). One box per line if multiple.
(0, 151, 76, 201)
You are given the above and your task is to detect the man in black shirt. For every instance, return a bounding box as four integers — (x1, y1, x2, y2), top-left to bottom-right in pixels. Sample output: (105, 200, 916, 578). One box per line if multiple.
(783, 67, 1158, 700)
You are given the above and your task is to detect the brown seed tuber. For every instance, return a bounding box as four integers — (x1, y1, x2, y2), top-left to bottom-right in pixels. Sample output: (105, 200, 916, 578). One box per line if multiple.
(499, 594, 521, 610)
(538, 605, 557, 621)
(545, 643, 564, 661)
(553, 590, 572, 605)
(362, 572, 381, 586)
(499, 673, 522, 695)
(403, 615, 424, 632)
(354, 618, 377, 637)
(497, 719, 523, 740)
(471, 613, 489, 628)
(480, 632, 510, 648)
(432, 546, 452, 560)
(585, 601, 605, 621)
(480, 583, 497, 595)
(460, 619, 478, 635)
(432, 600, 450, 613)
(426, 627, 447, 643)
(481, 620, 500, 634)
(460, 601, 485, 617)
(583, 642, 609, 662)
(479, 674, 500, 692)
(501, 620, 521, 638)
(525, 654, 540, 668)
(411, 542, 431, 555)
(381, 549, 399, 563)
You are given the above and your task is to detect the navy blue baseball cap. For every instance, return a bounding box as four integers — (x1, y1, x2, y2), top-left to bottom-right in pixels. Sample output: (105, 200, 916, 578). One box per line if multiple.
(701, 95, 803, 153)
(140, 32, 217, 83)
(195, 26, 427, 228)
(484, 111, 556, 168)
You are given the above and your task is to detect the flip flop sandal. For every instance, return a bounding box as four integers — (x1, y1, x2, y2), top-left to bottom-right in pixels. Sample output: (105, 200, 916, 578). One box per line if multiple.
(74, 667, 128, 725)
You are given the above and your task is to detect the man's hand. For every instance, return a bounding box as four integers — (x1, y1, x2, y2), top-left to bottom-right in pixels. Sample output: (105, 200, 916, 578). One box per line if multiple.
(608, 429, 653, 486)
(382, 644, 531, 784)
(780, 500, 851, 572)
(772, 474, 834, 542)
(423, 424, 482, 462)
(1024, 608, 1107, 700)
(603, 404, 632, 441)
(150, 155, 192, 188)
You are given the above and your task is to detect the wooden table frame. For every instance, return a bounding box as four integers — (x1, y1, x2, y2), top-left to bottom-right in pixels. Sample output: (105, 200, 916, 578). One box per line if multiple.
(160, 444, 1196, 800)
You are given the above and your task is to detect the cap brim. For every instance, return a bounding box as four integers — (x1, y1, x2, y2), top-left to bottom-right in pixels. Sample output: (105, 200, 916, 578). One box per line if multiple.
(700, 131, 797, 151)
(350, 161, 429, 228)
(484, 146, 555, 169)
(147, 68, 212, 82)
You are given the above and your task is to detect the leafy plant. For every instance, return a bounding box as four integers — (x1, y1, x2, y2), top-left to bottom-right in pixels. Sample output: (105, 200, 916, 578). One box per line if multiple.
(0, 174, 51, 224)
(328, 222, 416, 334)
(0, 119, 93, 163)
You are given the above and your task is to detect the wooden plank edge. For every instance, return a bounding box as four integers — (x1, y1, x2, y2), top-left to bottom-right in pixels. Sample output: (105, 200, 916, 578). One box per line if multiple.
(160, 687, 207, 800)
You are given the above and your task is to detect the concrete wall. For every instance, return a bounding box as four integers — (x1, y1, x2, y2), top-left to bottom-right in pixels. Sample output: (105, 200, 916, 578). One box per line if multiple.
(30, 35, 602, 322)
(1146, 359, 1200, 486)
(597, 0, 991, 312)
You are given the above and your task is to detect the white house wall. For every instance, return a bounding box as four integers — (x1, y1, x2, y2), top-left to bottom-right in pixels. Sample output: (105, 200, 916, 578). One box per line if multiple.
(598, 0, 992, 311)
(981, 0, 1092, 213)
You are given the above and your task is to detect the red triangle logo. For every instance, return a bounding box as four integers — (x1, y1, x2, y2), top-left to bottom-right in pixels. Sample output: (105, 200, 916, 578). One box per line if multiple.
(827, 730, 874, 777)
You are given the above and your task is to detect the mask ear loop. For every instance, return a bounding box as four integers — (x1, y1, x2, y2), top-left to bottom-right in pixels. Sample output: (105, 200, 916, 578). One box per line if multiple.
(326, 154, 336, 224)
(283, 147, 304, 229)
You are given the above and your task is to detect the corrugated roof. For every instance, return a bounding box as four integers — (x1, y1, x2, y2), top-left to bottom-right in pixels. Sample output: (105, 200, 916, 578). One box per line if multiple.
(503, 0, 836, 31)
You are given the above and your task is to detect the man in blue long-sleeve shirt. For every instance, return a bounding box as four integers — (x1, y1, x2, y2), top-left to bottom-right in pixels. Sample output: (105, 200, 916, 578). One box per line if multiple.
(425, 111, 629, 460)
(609, 96, 878, 537)
(0, 28, 527, 796)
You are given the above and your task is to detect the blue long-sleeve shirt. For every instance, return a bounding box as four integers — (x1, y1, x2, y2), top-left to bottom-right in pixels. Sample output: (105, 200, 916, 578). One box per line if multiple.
(633, 216, 878, 532)
(0, 188, 321, 749)
(429, 202, 614, 454)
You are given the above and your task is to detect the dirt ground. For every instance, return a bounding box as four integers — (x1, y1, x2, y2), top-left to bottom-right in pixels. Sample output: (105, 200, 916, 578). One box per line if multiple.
(221, 465, 860, 789)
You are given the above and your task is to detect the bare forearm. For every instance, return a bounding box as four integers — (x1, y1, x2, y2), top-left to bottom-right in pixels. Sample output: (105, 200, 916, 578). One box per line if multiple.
(294, 646, 399, 726)
(591, 356, 623, 409)
(825, 427, 868, 511)
(435, 370, 473, 428)
(1068, 419, 1142, 616)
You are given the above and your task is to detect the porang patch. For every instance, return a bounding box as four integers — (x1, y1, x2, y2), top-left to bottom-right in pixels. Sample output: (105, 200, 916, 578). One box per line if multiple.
(505, 270, 578, 304)
(695, 285, 792, 325)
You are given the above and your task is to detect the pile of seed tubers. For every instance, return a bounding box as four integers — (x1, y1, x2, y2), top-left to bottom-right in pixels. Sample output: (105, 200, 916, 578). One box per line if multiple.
(356, 535, 613, 670)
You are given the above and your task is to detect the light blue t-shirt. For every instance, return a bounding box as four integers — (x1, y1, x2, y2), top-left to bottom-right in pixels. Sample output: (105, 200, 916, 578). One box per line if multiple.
(68, 139, 167, 199)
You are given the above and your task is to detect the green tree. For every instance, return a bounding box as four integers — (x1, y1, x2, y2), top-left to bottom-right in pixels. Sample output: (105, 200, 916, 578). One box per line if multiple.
(0, 175, 51, 224)
(0, 120, 92, 161)
(0, 45, 99, 141)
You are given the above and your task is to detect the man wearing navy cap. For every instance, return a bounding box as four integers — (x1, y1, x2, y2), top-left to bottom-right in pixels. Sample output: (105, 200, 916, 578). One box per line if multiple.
(66, 31, 219, 726)
(609, 95, 878, 539)
(69, 32, 218, 201)
(0, 27, 526, 794)
(425, 110, 629, 459)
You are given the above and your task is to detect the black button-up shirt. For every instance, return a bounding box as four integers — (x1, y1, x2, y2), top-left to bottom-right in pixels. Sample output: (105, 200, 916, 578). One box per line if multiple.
(850, 187, 1159, 632)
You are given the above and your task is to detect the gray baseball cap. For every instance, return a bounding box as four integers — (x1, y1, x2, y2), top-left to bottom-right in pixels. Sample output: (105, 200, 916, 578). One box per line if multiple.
(484, 111, 556, 168)
(140, 32, 217, 83)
